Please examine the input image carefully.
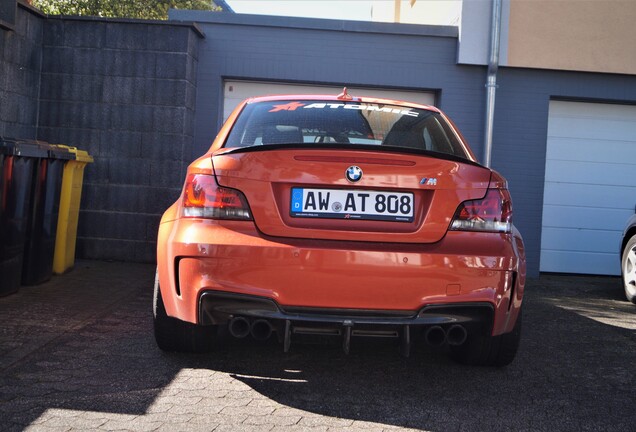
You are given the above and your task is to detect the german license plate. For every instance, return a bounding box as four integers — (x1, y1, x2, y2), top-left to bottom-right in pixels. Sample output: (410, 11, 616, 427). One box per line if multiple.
(290, 188, 414, 222)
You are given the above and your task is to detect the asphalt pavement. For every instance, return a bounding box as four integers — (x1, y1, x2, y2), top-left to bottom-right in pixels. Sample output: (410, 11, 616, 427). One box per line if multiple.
(0, 260, 635, 432)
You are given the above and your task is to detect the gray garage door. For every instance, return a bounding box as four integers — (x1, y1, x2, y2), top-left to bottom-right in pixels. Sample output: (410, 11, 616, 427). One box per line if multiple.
(541, 100, 636, 275)
(223, 81, 436, 122)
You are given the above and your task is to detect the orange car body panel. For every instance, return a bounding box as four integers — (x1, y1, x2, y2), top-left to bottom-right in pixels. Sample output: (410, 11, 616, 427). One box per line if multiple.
(157, 94, 526, 337)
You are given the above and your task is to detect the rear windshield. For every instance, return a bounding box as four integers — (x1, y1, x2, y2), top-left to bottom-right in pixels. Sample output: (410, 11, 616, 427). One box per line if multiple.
(224, 100, 470, 159)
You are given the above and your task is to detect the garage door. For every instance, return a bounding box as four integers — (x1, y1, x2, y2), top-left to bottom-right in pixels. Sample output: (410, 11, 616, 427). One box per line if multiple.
(223, 81, 436, 121)
(541, 100, 636, 275)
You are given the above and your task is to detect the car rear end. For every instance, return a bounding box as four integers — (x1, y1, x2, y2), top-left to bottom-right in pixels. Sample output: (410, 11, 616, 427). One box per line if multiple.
(155, 93, 526, 365)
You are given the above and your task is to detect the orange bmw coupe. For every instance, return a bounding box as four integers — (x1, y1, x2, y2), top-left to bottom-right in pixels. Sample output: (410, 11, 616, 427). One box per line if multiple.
(154, 90, 526, 366)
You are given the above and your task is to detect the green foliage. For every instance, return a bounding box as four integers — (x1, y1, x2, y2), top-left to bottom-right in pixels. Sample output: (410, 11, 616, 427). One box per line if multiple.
(31, 0, 221, 20)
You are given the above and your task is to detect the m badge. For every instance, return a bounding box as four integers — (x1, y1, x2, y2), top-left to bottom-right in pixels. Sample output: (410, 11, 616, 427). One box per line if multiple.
(420, 178, 438, 186)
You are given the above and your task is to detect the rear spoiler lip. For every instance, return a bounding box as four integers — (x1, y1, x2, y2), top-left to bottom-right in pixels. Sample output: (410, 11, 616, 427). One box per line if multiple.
(212, 143, 485, 169)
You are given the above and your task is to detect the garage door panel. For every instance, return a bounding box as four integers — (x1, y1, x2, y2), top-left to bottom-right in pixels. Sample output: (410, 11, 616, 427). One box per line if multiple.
(544, 160, 634, 187)
(542, 100, 636, 275)
(540, 250, 620, 275)
(542, 205, 633, 231)
(546, 137, 634, 164)
(547, 117, 636, 141)
(550, 100, 636, 121)
(543, 182, 634, 210)
(540, 227, 621, 254)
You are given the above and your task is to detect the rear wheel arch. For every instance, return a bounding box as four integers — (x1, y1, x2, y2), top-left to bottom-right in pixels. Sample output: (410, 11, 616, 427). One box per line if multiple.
(153, 269, 219, 353)
(621, 233, 636, 304)
(622, 226, 636, 253)
(449, 307, 522, 367)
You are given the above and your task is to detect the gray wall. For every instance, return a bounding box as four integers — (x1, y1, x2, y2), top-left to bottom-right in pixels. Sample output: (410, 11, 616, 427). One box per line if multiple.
(0, 3, 43, 139)
(35, 17, 203, 262)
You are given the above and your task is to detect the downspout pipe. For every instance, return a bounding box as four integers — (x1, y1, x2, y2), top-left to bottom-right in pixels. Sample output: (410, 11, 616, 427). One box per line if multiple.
(483, 0, 502, 168)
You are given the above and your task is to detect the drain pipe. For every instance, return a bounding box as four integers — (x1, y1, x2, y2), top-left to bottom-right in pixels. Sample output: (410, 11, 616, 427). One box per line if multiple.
(483, 0, 503, 168)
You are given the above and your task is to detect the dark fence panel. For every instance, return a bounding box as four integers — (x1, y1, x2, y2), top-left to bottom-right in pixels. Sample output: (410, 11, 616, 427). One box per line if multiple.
(0, 4, 43, 139)
(37, 17, 203, 262)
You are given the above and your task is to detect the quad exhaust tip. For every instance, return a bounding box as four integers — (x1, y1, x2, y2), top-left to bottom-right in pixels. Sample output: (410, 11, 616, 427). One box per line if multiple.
(424, 325, 468, 347)
(228, 317, 250, 338)
(229, 317, 274, 341)
(251, 319, 273, 341)
(425, 325, 446, 346)
(229, 317, 468, 350)
(446, 324, 468, 346)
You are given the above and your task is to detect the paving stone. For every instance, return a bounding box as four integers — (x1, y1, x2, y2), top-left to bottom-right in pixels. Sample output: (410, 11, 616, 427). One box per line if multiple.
(145, 403, 174, 414)
(270, 426, 328, 432)
(350, 420, 395, 430)
(214, 424, 274, 432)
(273, 407, 311, 418)
(209, 413, 249, 425)
(329, 426, 385, 432)
(37, 415, 108, 429)
(247, 399, 285, 409)
(24, 425, 72, 432)
(139, 412, 193, 424)
(298, 416, 355, 428)
(219, 405, 275, 417)
(167, 403, 222, 416)
(155, 422, 217, 432)
(244, 414, 301, 426)
(100, 418, 159, 432)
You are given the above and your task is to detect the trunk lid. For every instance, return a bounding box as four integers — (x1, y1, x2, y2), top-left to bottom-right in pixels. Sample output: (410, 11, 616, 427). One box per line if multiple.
(212, 148, 491, 244)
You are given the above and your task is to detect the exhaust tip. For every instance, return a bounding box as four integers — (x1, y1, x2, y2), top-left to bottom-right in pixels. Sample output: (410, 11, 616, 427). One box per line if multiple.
(251, 319, 273, 341)
(228, 317, 250, 338)
(425, 325, 446, 347)
(447, 324, 468, 346)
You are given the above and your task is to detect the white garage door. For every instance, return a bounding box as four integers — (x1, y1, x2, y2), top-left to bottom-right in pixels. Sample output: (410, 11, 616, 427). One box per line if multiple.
(541, 100, 636, 275)
(223, 81, 436, 121)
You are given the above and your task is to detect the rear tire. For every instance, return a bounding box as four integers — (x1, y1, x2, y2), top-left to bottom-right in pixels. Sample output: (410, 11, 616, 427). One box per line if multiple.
(450, 309, 522, 367)
(621, 235, 636, 304)
(153, 271, 217, 353)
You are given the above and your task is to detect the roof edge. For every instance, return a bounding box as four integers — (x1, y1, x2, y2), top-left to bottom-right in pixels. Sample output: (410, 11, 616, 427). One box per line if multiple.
(45, 14, 206, 38)
(168, 10, 458, 39)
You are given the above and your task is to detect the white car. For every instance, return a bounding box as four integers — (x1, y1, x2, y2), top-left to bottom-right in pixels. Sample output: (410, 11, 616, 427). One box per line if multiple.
(621, 214, 636, 303)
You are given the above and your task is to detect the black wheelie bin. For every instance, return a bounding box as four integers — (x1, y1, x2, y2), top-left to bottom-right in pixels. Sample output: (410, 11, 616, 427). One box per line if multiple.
(21, 142, 74, 286)
(0, 139, 48, 296)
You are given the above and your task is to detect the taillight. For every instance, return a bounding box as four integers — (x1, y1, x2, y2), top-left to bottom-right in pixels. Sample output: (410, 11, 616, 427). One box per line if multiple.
(182, 174, 252, 220)
(450, 188, 512, 233)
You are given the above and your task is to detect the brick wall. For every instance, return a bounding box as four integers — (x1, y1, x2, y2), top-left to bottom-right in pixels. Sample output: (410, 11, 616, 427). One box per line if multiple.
(36, 17, 203, 262)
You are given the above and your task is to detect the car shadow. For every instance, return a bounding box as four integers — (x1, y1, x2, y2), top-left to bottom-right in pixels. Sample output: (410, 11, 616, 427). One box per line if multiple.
(2, 267, 635, 431)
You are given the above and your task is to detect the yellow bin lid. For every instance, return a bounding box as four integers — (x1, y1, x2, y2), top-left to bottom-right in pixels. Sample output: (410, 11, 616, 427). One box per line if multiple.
(52, 144, 94, 163)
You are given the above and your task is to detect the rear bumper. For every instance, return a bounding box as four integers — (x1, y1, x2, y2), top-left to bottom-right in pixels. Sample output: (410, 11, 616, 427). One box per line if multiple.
(157, 218, 526, 336)
(199, 291, 495, 354)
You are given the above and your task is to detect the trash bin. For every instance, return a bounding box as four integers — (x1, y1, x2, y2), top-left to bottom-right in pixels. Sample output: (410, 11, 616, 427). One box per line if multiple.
(21, 142, 74, 286)
(52, 145, 93, 275)
(0, 139, 49, 296)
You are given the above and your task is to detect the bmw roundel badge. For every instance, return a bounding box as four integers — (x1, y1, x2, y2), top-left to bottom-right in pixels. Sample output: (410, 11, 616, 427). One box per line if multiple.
(345, 166, 363, 183)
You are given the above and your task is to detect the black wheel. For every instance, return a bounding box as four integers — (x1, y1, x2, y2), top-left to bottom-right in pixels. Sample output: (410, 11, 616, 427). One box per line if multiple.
(450, 309, 522, 367)
(621, 235, 636, 304)
(153, 271, 218, 353)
